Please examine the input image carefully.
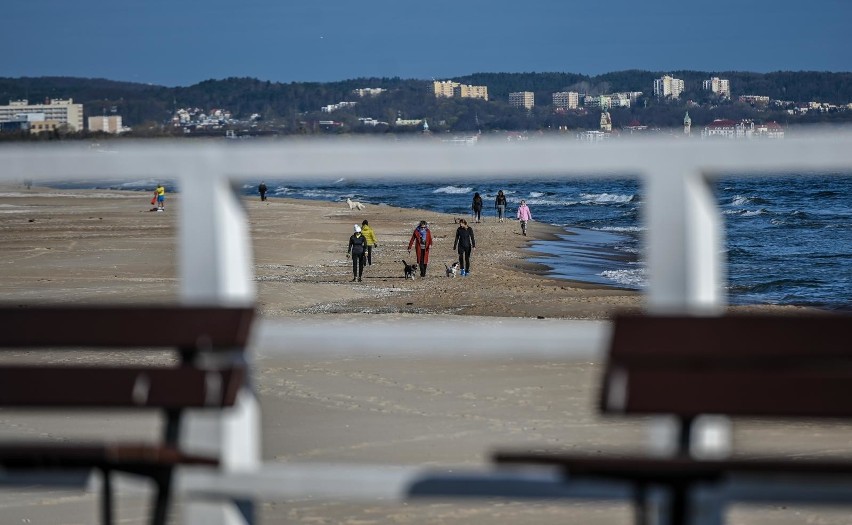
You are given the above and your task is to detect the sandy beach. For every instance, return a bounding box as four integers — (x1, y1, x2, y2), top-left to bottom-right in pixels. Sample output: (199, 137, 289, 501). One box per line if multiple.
(1, 184, 849, 524)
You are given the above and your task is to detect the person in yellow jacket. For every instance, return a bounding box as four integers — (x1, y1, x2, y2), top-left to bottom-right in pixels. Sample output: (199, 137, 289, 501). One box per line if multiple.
(155, 183, 166, 211)
(360, 220, 378, 266)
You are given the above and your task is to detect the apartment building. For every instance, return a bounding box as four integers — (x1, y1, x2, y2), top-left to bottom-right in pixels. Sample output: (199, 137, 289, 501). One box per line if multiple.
(88, 115, 124, 134)
(455, 84, 488, 101)
(0, 99, 84, 131)
(433, 81, 488, 101)
(552, 91, 580, 110)
(509, 91, 535, 110)
(703, 77, 730, 99)
(352, 88, 386, 97)
(653, 75, 684, 99)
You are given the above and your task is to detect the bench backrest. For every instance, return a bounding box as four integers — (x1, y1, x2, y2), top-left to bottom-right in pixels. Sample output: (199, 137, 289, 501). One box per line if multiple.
(0, 306, 254, 410)
(602, 314, 852, 419)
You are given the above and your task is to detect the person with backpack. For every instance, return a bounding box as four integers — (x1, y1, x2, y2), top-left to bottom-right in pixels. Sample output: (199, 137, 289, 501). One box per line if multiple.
(471, 192, 484, 223)
(347, 224, 368, 282)
(407, 220, 433, 277)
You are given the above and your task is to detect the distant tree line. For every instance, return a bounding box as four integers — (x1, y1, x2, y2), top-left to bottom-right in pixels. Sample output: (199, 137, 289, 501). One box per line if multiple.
(1, 70, 851, 138)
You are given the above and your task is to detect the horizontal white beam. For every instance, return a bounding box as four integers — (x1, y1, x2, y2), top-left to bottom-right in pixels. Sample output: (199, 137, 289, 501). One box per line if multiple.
(1, 130, 852, 184)
(249, 318, 609, 360)
(177, 464, 632, 502)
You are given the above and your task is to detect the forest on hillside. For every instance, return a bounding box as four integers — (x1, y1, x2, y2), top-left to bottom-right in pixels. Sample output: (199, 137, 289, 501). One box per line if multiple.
(1, 70, 851, 136)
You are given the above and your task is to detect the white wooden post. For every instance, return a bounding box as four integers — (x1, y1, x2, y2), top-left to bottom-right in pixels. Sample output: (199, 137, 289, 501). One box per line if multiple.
(644, 164, 731, 461)
(178, 166, 260, 525)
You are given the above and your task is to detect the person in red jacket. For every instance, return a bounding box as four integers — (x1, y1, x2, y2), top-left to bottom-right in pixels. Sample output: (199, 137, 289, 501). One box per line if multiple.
(407, 220, 433, 277)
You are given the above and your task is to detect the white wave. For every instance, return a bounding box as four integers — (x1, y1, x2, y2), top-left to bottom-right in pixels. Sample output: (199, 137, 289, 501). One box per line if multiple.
(741, 209, 765, 217)
(579, 193, 634, 204)
(731, 195, 751, 206)
(433, 185, 472, 194)
(601, 267, 647, 288)
(523, 198, 580, 207)
(593, 225, 645, 233)
(333, 178, 346, 184)
(118, 179, 159, 189)
(528, 191, 546, 198)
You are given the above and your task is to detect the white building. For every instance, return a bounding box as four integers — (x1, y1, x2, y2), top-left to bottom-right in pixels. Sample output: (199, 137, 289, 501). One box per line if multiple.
(0, 99, 84, 131)
(552, 91, 579, 110)
(509, 92, 535, 110)
(703, 77, 730, 99)
(352, 88, 386, 97)
(653, 75, 685, 99)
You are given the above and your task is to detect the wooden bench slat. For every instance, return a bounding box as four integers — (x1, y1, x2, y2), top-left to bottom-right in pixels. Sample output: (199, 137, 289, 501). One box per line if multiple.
(0, 366, 245, 408)
(609, 314, 850, 361)
(0, 443, 218, 468)
(605, 367, 852, 417)
(0, 306, 254, 348)
(494, 452, 852, 479)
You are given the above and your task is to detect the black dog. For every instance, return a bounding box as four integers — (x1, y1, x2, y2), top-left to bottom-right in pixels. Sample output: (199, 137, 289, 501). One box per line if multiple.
(402, 259, 418, 279)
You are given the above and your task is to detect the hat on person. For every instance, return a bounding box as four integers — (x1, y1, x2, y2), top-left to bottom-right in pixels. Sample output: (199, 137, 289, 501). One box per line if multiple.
(354, 225, 361, 233)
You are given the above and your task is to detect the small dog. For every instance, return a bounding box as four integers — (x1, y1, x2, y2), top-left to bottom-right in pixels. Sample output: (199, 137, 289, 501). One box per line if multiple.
(445, 262, 459, 277)
(346, 198, 365, 211)
(402, 259, 418, 279)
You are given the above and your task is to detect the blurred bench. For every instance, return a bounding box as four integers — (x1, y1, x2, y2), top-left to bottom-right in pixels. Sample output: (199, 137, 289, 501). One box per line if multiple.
(494, 314, 852, 525)
(0, 305, 254, 525)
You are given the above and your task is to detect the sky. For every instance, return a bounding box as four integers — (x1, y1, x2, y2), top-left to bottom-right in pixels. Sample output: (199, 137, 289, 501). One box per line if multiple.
(3, 0, 851, 87)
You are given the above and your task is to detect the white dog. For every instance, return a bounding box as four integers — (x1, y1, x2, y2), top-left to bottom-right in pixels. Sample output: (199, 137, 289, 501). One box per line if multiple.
(346, 198, 365, 211)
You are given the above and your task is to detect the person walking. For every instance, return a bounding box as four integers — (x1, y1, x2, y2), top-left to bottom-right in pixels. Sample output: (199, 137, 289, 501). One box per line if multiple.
(453, 218, 476, 276)
(258, 181, 268, 202)
(360, 220, 378, 266)
(155, 183, 166, 211)
(407, 220, 433, 277)
(347, 224, 368, 282)
(495, 190, 507, 222)
(471, 192, 484, 223)
(517, 199, 532, 236)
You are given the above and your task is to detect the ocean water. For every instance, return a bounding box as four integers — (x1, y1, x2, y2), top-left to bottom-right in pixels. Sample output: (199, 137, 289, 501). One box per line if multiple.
(66, 175, 852, 310)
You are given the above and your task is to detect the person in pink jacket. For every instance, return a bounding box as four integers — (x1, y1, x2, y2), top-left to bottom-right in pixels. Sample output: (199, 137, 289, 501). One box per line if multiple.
(516, 199, 532, 236)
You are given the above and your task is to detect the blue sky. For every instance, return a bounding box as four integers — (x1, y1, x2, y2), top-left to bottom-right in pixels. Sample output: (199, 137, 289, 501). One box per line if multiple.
(4, 0, 850, 87)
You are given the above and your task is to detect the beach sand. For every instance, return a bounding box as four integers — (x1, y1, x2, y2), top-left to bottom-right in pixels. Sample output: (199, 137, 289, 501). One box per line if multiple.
(1, 184, 849, 524)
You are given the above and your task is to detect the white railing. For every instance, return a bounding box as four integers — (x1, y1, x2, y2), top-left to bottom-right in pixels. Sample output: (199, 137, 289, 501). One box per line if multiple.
(3, 131, 852, 524)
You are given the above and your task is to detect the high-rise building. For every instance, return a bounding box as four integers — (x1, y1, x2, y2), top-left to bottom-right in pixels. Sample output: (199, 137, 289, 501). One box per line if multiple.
(653, 75, 684, 99)
(0, 99, 84, 131)
(509, 92, 535, 110)
(703, 77, 730, 99)
(552, 91, 580, 110)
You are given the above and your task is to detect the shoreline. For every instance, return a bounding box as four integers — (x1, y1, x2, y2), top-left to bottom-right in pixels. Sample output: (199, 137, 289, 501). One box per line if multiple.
(0, 184, 642, 320)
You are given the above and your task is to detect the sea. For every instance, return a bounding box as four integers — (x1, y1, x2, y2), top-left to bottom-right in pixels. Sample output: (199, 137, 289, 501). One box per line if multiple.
(64, 175, 852, 311)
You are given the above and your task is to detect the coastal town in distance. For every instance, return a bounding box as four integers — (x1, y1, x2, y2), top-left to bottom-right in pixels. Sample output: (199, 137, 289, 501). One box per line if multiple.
(1, 71, 851, 142)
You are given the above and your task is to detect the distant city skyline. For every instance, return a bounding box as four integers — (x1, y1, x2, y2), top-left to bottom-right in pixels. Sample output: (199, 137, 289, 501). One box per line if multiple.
(3, 0, 850, 87)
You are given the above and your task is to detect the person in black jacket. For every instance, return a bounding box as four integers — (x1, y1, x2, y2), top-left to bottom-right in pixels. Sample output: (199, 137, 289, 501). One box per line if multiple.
(258, 181, 268, 201)
(495, 190, 507, 222)
(347, 224, 367, 282)
(453, 218, 476, 276)
(471, 192, 483, 223)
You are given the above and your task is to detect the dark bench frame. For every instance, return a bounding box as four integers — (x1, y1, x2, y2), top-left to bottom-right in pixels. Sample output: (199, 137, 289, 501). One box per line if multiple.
(0, 305, 254, 525)
(495, 313, 852, 525)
